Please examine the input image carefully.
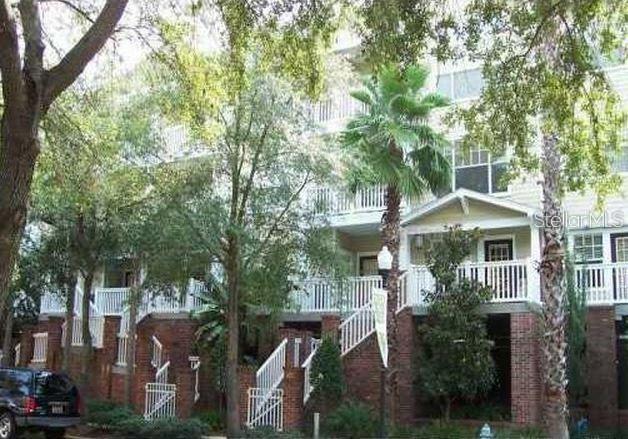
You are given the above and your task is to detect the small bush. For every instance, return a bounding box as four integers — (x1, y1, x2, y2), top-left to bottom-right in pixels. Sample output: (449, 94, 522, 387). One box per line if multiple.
(115, 417, 205, 439)
(322, 401, 378, 439)
(192, 409, 224, 432)
(85, 400, 135, 429)
(244, 426, 305, 438)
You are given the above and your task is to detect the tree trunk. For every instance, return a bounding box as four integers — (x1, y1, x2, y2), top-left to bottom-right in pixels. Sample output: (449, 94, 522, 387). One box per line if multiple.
(382, 183, 401, 428)
(80, 271, 94, 394)
(1, 307, 14, 367)
(539, 133, 569, 439)
(225, 237, 241, 438)
(0, 121, 39, 319)
(124, 285, 139, 408)
(62, 275, 77, 372)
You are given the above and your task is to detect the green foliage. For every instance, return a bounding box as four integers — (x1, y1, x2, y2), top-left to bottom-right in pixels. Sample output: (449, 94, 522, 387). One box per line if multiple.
(321, 401, 378, 439)
(341, 64, 451, 200)
(85, 400, 136, 430)
(192, 409, 224, 432)
(115, 416, 205, 439)
(309, 336, 344, 412)
(390, 423, 545, 439)
(565, 254, 587, 406)
(459, 0, 628, 204)
(450, 402, 510, 422)
(417, 227, 496, 420)
(244, 426, 305, 438)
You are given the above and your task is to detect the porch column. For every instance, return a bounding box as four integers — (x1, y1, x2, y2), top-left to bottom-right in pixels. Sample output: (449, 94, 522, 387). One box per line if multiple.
(399, 230, 410, 271)
(529, 225, 541, 303)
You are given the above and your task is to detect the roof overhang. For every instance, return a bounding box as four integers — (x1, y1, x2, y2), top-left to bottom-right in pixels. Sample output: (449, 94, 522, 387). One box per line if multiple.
(401, 188, 538, 227)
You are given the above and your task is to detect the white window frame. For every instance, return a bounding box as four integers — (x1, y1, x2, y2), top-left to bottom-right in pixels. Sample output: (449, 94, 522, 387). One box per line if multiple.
(449, 143, 509, 195)
(572, 233, 604, 264)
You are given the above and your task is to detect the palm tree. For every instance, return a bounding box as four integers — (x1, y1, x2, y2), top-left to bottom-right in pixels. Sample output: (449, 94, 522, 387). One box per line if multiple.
(341, 64, 451, 426)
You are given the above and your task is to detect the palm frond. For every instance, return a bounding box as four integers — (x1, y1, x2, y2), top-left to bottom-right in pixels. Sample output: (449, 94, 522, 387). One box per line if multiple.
(403, 65, 429, 92)
(350, 90, 373, 107)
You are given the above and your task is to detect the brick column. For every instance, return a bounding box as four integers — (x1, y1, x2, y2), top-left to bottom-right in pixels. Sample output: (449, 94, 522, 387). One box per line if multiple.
(239, 366, 256, 428)
(96, 316, 120, 400)
(321, 314, 341, 341)
(44, 317, 64, 370)
(19, 326, 34, 367)
(396, 308, 416, 425)
(586, 307, 618, 427)
(283, 367, 305, 430)
(510, 312, 542, 425)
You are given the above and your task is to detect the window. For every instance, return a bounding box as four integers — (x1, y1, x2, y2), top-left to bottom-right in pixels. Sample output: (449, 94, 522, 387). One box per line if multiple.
(612, 146, 628, 173)
(573, 234, 603, 263)
(448, 143, 508, 194)
(436, 68, 484, 101)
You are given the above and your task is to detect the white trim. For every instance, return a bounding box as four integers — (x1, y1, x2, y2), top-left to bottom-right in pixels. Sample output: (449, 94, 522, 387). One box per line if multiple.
(404, 217, 532, 235)
(478, 234, 516, 262)
(401, 188, 536, 226)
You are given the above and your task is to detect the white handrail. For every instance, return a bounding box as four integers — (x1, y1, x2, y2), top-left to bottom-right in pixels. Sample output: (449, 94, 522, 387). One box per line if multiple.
(290, 276, 383, 313)
(155, 360, 170, 385)
(339, 302, 375, 356)
(256, 338, 287, 391)
(301, 341, 321, 404)
(32, 332, 48, 363)
(151, 336, 164, 369)
(247, 388, 284, 431)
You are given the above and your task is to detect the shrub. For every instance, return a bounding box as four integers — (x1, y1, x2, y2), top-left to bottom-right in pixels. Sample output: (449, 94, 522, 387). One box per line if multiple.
(309, 335, 344, 415)
(244, 426, 305, 438)
(322, 401, 378, 439)
(115, 417, 205, 439)
(85, 400, 135, 429)
(192, 409, 224, 432)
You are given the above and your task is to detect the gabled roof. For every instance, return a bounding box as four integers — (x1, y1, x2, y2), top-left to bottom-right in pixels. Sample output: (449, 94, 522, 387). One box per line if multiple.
(401, 188, 537, 226)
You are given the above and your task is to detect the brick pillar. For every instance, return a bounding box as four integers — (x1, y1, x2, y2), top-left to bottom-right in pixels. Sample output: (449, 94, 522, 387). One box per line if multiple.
(586, 307, 618, 428)
(19, 326, 34, 367)
(321, 314, 341, 341)
(239, 366, 256, 428)
(97, 316, 120, 400)
(396, 308, 416, 425)
(283, 367, 305, 430)
(510, 312, 542, 425)
(44, 317, 64, 370)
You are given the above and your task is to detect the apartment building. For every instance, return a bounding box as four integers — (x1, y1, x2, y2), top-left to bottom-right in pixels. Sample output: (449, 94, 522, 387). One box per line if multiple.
(21, 31, 628, 431)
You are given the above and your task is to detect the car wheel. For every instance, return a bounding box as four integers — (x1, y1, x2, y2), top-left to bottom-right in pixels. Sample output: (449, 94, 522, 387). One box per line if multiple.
(44, 428, 66, 439)
(0, 412, 15, 439)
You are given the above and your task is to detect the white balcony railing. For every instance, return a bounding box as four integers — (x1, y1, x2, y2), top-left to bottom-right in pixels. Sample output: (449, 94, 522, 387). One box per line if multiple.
(574, 263, 628, 304)
(32, 333, 48, 363)
(307, 185, 387, 216)
(309, 91, 367, 125)
(290, 276, 383, 313)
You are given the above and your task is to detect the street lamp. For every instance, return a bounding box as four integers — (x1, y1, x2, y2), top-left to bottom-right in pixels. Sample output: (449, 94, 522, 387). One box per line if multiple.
(377, 245, 392, 438)
(377, 245, 392, 286)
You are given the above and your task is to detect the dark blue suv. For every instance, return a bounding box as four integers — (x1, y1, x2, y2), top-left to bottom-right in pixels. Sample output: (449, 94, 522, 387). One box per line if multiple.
(0, 367, 81, 439)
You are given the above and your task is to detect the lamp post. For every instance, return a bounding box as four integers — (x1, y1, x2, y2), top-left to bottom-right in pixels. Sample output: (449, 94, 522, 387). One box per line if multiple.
(377, 245, 392, 438)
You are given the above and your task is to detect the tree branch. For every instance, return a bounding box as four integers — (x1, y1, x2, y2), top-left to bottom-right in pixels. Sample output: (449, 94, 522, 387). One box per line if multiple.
(42, 0, 129, 110)
(0, 0, 25, 110)
(18, 0, 44, 96)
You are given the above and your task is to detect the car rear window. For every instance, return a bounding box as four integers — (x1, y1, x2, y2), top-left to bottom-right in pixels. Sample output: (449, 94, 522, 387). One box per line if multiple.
(35, 373, 76, 396)
(0, 369, 33, 396)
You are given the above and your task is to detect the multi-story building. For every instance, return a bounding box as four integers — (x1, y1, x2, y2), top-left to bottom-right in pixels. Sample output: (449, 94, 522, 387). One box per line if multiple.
(21, 30, 628, 431)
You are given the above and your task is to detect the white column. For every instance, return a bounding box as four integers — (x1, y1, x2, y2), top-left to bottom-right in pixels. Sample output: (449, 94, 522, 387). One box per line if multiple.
(399, 229, 411, 271)
(529, 225, 542, 303)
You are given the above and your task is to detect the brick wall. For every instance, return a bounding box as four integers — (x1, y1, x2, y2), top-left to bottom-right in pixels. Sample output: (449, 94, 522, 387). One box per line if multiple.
(586, 307, 618, 427)
(239, 366, 256, 427)
(283, 367, 305, 430)
(510, 312, 542, 425)
(396, 309, 416, 425)
(344, 333, 383, 410)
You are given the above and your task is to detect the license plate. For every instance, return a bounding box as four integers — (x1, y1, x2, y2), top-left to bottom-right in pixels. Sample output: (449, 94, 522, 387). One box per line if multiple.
(50, 404, 65, 414)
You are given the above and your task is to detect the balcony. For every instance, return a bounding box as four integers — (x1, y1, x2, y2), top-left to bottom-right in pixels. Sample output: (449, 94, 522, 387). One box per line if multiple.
(288, 260, 628, 314)
(306, 185, 387, 216)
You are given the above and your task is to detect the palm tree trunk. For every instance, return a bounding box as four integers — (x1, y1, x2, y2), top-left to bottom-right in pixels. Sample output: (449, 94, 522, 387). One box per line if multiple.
(1, 307, 14, 367)
(382, 183, 401, 426)
(62, 275, 77, 371)
(539, 133, 569, 439)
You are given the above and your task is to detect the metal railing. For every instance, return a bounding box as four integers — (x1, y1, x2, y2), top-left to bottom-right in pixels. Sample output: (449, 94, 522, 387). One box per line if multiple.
(144, 383, 177, 420)
(32, 333, 48, 363)
(61, 316, 105, 348)
(151, 336, 163, 369)
(309, 91, 367, 124)
(301, 341, 321, 404)
(246, 388, 284, 431)
(116, 335, 129, 366)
